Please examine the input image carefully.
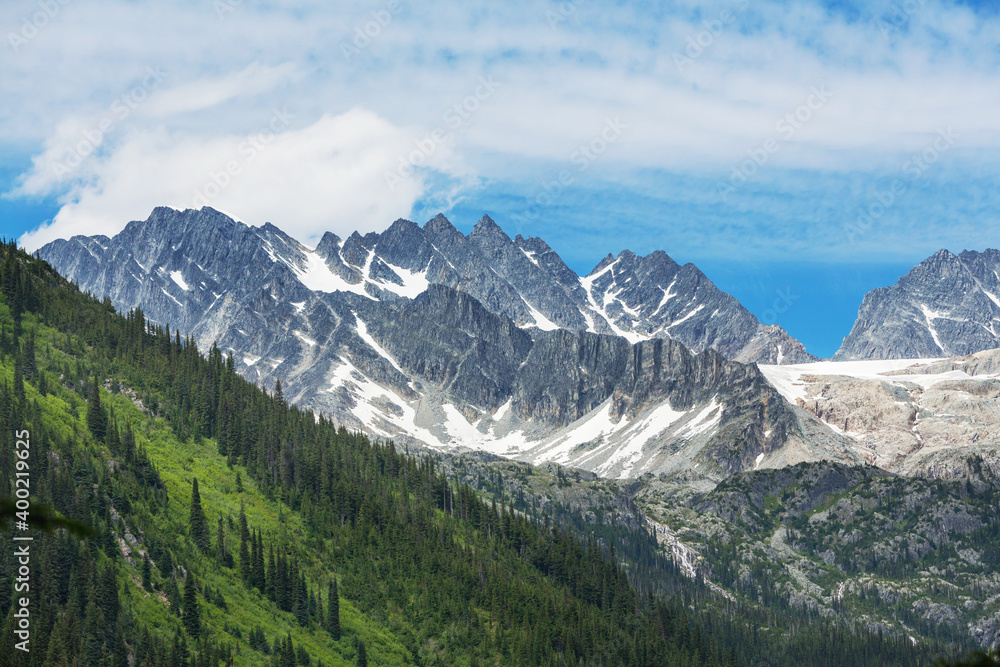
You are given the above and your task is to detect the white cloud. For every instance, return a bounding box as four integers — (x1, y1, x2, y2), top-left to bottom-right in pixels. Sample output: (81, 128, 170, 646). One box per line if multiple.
(19, 108, 464, 249)
(143, 62, 300, 118)
(5, 0, 1000, 251)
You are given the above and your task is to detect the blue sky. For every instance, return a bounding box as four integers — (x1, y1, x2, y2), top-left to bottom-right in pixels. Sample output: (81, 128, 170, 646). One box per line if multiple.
(1, 0, 998, 357)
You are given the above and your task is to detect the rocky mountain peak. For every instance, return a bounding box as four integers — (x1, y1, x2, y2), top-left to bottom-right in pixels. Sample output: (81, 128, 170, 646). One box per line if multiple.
(588, 253, 617, 275)
(470, 213, 505, 238)
(314, 231, 342, 259)
(39, 206, 816, 370)
(423, 212, 457, 234)
(835, 247, 1000, 360)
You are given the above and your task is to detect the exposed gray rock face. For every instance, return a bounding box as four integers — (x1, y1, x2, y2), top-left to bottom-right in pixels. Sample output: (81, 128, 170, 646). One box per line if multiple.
(835, 249, 1000, 360)
(38, 206, 844, 479)
(41, 206, 813, 363)
(574, 249, 814, 364)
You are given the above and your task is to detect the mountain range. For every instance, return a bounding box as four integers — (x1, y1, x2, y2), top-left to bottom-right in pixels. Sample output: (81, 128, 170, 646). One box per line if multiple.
(38, 206, 854, 480)
(36, 206, 1000, 483)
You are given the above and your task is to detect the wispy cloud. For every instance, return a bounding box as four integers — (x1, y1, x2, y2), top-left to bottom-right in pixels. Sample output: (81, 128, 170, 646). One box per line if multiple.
(2, 0, 999, 256)
(18, 108, 453, 250)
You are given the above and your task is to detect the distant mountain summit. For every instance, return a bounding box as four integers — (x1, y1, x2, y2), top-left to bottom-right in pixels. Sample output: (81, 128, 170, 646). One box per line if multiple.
(835, 248, 1000, 360)
(40, 206, 813, 364)
(38, 206, 847, 479)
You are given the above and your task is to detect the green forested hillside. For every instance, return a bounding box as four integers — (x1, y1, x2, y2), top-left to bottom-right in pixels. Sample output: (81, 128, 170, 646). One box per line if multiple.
(0, 241, 739, 665)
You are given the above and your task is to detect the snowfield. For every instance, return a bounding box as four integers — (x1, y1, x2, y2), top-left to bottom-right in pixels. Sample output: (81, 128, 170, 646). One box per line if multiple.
(758, 358, 959, 404)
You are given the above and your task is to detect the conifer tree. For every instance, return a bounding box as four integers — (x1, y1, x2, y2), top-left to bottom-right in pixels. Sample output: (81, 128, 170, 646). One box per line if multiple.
(105, 407, 120, 453)
(82, 598, 105, 665)
(327, 579, 341, 641)
(355, 638, 368, 667)
(183, 573, 201, 638)
(280, 633, 295, 667)
(86, 376, 107, 440)
(98, 563, 121, 626)
(239, 504, 251, 583)
(165, 574, 182, 616)
(122, 424, 136, 464)
(20, 330, 36, 379)
(216, 516, 232, 567)
(189, 478, 210, 552)
(12, 362, 24, 405)
(141, 556, 152, 591)
(259, 534, 270, 596)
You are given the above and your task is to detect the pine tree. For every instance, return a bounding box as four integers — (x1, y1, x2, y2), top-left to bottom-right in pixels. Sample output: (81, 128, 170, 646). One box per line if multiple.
(82, 598, 106, 666)
(355, 638, 368, 667)
(105, 407, 121, 452)
(189, 478, 210, 552)
(217, 516, 233, 567)
(122, 424, 136, 464)
(327, 579, 341, 640)
(86, 376, 107, 440)
(20, 330, 36, 379)
(257, 533, 269, 594)
(98, 563, 120, 627)
(280, 634, 295, 667)
(165, 574, 182, 616)
(183, 573, 201, 638)
(239, 504, 251, 583)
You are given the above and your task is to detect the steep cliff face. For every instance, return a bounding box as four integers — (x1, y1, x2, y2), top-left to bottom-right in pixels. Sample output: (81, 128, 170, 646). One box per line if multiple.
(835, 248, 1000, 360)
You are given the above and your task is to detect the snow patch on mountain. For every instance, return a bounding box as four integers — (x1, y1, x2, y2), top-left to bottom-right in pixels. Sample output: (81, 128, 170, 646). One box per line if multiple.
(375, 262, 429, 299)
(919, 304, 947, 351)
(293, 249, 374, 298)
(160, 287, 183, 308)
(353, 313, 406, 375)
(169, 270, 190, 291)
(760, 358, 954, 405)
(526, 302, 560, 331)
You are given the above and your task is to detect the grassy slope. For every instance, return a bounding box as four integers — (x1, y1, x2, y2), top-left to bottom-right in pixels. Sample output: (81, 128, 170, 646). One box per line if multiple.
(10, 309, 412, 666)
